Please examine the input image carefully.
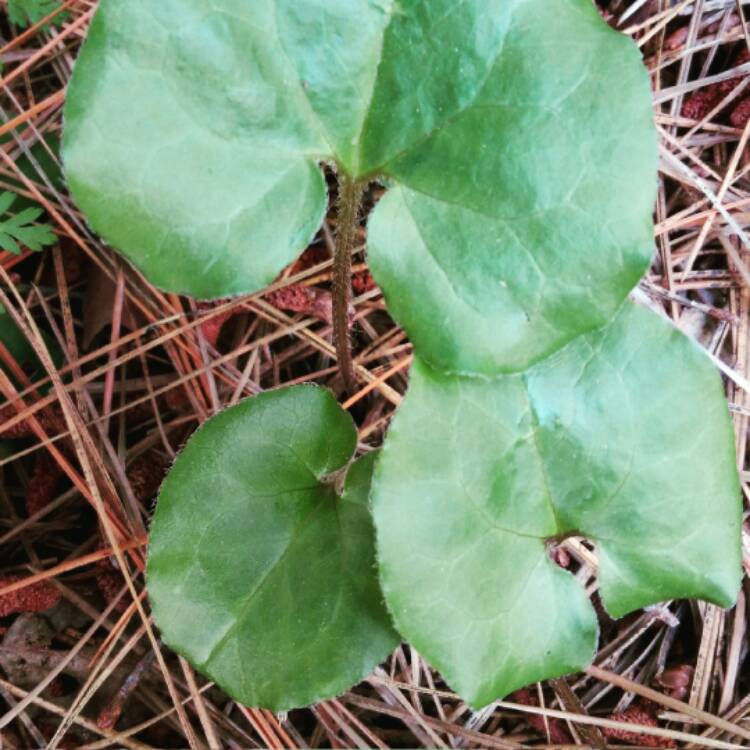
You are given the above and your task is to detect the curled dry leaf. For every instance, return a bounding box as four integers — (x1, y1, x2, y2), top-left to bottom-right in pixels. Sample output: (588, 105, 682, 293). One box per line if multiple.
(126, 449, 170, 505)
(82, 261, 139, 350)
(730, 95, 750, 128)
(656, 665, 694, 701)
(681, 49, 750, 121)
(26, 450, 64, 517)
(266, 284, 339, 326)
(197, 281, 338, 351)
(664, 26, 689, 51)
(352, 270, 377, 296)
(548, 544, 572, 570)
(603, 702, 676, 749)
(0, 403, 65, 440)
(96, 650, 156, 730)
(0, 575, 61, 617)
(288, 245, 329, 276)
(95, 557, 126, 612)
(196, 301, 236, 349)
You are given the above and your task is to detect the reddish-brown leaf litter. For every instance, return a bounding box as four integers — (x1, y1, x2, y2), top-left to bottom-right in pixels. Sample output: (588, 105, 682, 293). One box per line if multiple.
(0, 576, 60, 619)
(1, 0, 750, 748)
(681, 48, 750, 124)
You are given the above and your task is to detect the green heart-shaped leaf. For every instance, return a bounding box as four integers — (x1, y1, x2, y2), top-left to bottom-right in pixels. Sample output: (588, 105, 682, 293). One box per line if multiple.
(146, 385, 398, 711)
(64, 0, 654, 373)
(372, 302, 741, 707)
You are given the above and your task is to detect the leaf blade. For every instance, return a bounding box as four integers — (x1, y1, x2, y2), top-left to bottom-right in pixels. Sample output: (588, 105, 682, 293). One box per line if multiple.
(62, 0, 331, 299)
(147, 385, 398, 711)
(526, 302, 742, 616)
(372, 304, 741, 706)
(368, 0, 657, 374)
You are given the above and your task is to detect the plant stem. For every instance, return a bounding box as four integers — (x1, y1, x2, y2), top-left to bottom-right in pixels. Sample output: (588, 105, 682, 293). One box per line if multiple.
(332, 173, 364, 391)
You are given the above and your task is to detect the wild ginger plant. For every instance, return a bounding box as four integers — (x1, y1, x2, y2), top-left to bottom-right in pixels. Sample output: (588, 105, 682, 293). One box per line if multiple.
(62, 0, 741, 710)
